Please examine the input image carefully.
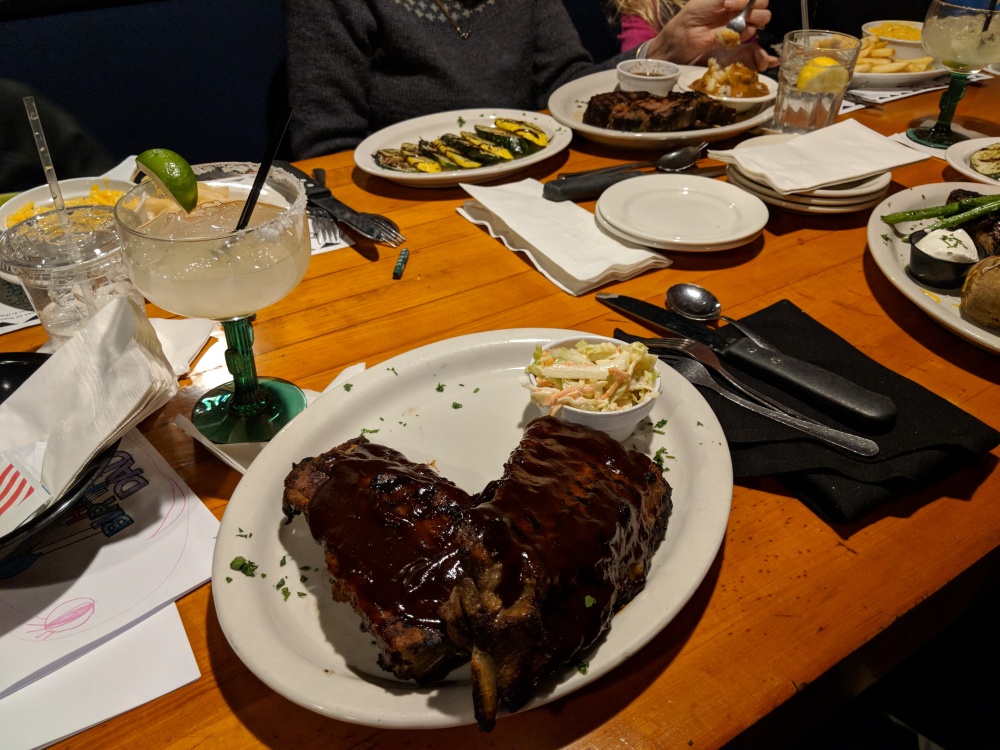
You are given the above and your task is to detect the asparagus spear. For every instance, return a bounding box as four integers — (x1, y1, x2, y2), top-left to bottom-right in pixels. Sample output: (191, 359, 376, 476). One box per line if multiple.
(881, 193, 1000, 225)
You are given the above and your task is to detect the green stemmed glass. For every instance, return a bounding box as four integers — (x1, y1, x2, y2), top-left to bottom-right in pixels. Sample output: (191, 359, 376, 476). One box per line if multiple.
(115, 162, 311, 443)
(907, 0, 1000, 149)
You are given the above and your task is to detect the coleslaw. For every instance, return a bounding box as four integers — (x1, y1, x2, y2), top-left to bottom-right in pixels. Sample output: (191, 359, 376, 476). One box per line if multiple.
(525, 339, 660, 414)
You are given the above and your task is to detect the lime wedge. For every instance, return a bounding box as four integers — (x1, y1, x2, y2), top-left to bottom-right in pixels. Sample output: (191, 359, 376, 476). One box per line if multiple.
(135, 148, 198, 212)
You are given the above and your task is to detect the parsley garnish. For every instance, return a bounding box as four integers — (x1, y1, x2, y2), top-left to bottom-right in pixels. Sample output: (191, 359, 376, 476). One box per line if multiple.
(281, 587, 291, 601)
(584, 595, 596, 608)
(225, 577, 233, 583)
(436, 383, 445, 392)
(387, 367, 398, 376)
(280, 555, 287, 566)
(473, 387, 480, 393)
(360, 427, 380, 435)
(576, 661, 590, 675)
(275, 578, 286, 590)
(229, 556, 258, 576)
(343, 383, 353, 392)
(452, 402, 463, 409)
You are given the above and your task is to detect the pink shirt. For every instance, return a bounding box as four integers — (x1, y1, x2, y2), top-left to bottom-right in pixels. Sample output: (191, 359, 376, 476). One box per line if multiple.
(618, 15, 658, 52)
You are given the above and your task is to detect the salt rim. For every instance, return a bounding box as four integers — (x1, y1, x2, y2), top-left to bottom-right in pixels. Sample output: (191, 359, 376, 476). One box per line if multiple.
(115, 161, 307, 244)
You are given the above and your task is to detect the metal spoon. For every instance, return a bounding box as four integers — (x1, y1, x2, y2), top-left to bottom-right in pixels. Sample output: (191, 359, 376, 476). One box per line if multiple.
(666, 283, 773, 350)
(558, 142, 707, 179)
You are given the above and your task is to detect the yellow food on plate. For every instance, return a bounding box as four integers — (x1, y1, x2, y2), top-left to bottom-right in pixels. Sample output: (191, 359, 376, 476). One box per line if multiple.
(866, 22, 921, 42)
(5, 183, 126, 227)
(713, 27, 740, 48)
(797, 57, 850, 94)
(855, 35, 934, 74)
(692, 58, 769, 98)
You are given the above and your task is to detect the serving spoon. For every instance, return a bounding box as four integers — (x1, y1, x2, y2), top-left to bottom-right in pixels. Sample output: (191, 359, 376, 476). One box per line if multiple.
(557, 142, 707, 179)
(666, 282, 773, 349)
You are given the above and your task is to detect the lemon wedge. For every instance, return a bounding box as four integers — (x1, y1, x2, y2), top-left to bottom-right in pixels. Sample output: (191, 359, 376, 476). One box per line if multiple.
(135, 148, 198, 213)
(796, 57, 850, 94)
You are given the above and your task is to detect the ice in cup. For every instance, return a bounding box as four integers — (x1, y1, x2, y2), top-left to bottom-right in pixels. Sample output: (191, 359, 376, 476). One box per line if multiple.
(771, 30, 861, 134)
(0, 205, 146, 347)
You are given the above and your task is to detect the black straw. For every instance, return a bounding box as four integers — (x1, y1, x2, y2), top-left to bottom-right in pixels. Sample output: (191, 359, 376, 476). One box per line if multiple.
(235, 106, 294, 231)
(985, 0, 998, 33)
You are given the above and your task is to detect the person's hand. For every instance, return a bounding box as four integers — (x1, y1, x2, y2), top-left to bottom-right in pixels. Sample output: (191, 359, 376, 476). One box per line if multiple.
(645, 0, 777, 71)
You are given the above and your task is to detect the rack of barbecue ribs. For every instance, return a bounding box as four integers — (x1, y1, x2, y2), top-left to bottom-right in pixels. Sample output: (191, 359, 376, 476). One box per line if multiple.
(282, 416, 672, 731)
(582, 89, 736, 132)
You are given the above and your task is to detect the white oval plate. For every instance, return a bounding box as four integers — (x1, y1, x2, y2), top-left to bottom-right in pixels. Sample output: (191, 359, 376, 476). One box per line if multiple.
(212, 328, 733, 729)
(596, 173, 768, 250)
(594, 204, 763, 250)
(849, 67, 948, 90)
(945, 137, 1000, 186)
(866, 182, 1000, 353)
(726, 167, 888, 210)
(354, 109, 571, 188)
(547, 68, 775, 150)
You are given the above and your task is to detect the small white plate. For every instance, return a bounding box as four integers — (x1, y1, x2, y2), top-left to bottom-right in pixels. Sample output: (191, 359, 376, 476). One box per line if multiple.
(945, 137, 1000, 186)
(866, 182, 1000, 353)
(353, 109, 571, 188)
(547, 68, 775, 151)
(211, 329, 733, 728)
(595, 173, 768, 251)
(849, 67, 949, 90)
(728, 169, 888, 215)
(726, 167, 889, 208)
(988, 63, 1000, 76)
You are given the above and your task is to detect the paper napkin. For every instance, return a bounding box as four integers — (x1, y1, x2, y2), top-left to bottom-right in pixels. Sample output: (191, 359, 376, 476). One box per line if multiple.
(709, 120, 928, 194)
(149, 318, 215, 377)
(457, 179, 672, 296)
(0, 298, 177, 537)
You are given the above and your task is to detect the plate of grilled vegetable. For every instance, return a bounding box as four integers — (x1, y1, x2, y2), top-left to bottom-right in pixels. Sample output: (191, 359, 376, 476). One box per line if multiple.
(354, 109, 572, 187)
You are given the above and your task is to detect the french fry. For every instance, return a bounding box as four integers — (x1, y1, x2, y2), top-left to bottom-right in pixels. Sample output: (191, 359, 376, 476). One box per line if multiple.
(855, 35, 933, 74)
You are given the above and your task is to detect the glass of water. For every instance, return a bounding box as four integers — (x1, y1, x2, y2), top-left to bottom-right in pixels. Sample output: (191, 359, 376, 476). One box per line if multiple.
(771, 30, 862, 135)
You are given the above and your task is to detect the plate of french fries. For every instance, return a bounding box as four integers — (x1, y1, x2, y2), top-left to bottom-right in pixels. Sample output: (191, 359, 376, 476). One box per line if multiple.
(850, 33, 944, 89)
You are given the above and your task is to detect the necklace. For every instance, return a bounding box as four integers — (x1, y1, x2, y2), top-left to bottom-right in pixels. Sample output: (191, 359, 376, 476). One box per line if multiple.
(434, 0, 472, 39)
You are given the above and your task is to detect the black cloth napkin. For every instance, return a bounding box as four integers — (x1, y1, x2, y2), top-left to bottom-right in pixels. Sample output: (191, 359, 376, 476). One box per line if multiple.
(682, 300, 1000, 524)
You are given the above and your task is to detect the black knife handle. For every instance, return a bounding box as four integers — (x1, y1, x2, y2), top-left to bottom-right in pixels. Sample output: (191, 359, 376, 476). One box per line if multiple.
(274, 160, 331, 200)
(542, 170, 643, 202)
(722, 337, 897, 428)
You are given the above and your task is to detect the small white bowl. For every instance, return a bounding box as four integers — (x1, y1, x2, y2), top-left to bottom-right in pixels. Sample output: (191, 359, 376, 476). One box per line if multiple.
(677, 69, 777, 114)
(861, 21, 925, 60)
(526, 335, 661, 442)
(616, 59, 681, 97)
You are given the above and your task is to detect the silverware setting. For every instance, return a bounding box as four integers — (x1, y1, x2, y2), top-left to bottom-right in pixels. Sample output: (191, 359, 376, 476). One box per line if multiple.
(616, 329, 818, 423)
(725, 0, 755, 37)
(557, 142, 708, 180)
(306, 204, 342, 246)
(311, 168, 406, 247)
(663, 354, 880, 457)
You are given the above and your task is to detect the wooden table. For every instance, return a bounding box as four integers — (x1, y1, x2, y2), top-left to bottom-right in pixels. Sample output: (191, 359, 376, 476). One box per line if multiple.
(9, 79, 999, 749)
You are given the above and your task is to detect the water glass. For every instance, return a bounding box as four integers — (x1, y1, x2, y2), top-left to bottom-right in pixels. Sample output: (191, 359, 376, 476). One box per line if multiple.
(771, 30, 861, 134)
(0, 206, 145, 347)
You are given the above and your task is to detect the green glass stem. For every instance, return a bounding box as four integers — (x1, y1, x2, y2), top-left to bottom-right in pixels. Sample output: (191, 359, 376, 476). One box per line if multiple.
(928, 72, 968, 138)
(221, 316, 271, 415)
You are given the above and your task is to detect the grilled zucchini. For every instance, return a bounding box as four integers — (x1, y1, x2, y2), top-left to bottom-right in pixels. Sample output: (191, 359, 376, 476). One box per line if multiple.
(419, 139, 482, 169)
(460, 132, 514, 161)
(495, 118, 548, 148)
(440, 133, 506, 164)
(373, 149, 418, 173)
(971, 142, 1000, 180)
(396, 143, 443, 173)
(473, 125, 535, 156)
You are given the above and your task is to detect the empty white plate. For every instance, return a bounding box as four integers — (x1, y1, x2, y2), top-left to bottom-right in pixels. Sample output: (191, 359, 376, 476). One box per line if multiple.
(726, 168, 889, 213)
(595, 174, 768, 251)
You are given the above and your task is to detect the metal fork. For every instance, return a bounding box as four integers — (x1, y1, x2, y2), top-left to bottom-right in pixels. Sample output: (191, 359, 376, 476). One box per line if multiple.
(614, 329, 821, 424)
(312, 168, 405, 247)
(663, 355, 879, 457)
(725, 0, 755, 36)
(306, 205, 341, 245)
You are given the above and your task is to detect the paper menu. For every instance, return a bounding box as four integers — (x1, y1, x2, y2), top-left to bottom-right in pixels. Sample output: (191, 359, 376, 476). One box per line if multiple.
(0, 429, 218, 699)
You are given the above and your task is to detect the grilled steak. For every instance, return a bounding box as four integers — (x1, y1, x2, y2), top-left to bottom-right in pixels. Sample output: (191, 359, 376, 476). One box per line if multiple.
(947, 188, 1000, 257)
(282, 436, 475, 684)
(440, 417, 672, 731)
(582, 89, 737, 132)
(282, 418, 671, 731)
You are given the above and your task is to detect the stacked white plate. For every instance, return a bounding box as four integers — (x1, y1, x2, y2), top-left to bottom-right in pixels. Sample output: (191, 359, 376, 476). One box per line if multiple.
(724, 134, 892, 215)
(594, 173, 769, 253)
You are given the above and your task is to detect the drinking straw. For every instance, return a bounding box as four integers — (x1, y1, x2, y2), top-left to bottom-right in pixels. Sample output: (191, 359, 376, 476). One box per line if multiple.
(800, 0, 808, 29)
(23, 96, 69, 230)
(235, 106, 294, 231)
(985, 0, 998, 33)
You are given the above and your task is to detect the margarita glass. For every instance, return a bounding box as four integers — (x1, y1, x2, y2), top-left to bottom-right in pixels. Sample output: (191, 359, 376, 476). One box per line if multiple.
(114, 162, 310, 443)
(907, 0, 1000, 148)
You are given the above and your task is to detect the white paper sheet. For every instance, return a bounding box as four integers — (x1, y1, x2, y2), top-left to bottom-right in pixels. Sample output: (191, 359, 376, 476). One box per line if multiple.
(0, 430, 218, 699)
(0, 603, 199, 749)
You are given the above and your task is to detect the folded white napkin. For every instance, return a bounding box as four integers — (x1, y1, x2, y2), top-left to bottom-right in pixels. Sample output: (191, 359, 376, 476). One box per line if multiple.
(0, 298, 177, 536)
(709, 120, 928, 194)
(149, 318, 215, 377)
(457, 179, 672, 296)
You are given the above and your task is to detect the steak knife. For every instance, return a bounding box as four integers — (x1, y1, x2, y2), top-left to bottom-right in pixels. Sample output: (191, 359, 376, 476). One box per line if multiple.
(274, 160, 383, 240)
(542, 165, 727, 202)
(597, 292, 897, 428)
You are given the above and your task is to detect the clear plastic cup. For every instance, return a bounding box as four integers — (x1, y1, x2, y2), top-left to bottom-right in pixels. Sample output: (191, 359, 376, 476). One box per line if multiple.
(771, 30, 862, 134)
(0, 205, 145, 347)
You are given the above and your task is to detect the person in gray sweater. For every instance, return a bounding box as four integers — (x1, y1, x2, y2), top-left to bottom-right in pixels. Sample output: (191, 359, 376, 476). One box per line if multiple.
(285, 0, 771, 158)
